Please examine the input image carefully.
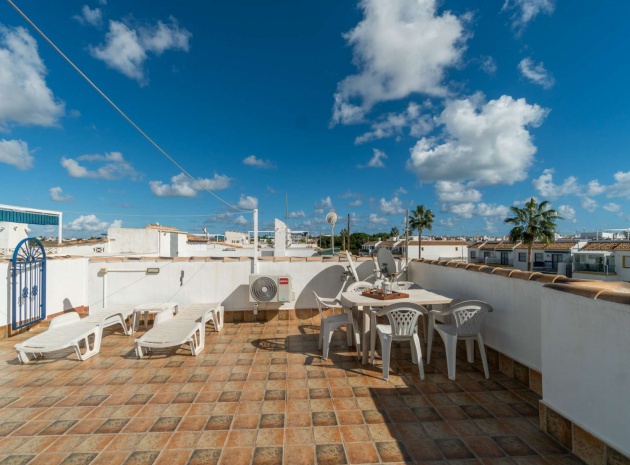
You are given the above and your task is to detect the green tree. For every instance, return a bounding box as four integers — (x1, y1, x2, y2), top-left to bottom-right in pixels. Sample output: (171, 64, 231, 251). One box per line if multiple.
(339, 228, 348, 251)
(390, 227, 399, 238)
(409, 205, 435, 259)
(504, 197, 562, 271)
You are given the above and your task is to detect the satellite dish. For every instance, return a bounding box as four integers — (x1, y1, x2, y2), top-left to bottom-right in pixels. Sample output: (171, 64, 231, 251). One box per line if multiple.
(325, 211, 338, 255)
(376, 247, 397, 277)
(326, 211, 338, 227)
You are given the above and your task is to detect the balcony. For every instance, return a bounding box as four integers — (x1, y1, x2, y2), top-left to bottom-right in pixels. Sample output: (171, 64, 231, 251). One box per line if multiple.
(0, 255, 628, 464)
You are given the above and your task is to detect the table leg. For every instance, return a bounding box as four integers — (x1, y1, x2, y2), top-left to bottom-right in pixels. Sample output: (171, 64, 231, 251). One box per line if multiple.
(362, 306, 370, 365)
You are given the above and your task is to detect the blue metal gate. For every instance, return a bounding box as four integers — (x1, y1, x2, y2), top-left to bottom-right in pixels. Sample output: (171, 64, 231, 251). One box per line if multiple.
(12, 238, 46, 330)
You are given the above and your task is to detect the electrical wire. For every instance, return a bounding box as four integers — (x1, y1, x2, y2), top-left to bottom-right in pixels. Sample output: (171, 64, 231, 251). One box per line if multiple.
(6, 0, 253, 214)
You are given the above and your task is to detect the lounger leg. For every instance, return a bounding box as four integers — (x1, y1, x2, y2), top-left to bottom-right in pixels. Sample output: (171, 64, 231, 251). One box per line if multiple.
(16, 350, 34, 364)
(75, 328, 101, 361)
(135, 341, 145, 358)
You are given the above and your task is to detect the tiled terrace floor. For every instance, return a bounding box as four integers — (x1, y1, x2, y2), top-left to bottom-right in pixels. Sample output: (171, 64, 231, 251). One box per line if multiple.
(0, 317, 583, 465)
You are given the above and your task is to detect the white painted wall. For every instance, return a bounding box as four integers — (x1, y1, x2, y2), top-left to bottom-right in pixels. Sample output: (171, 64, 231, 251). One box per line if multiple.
(87, 258, 355, 313)
(407, 244, 468, 261)
(541, 287, 630, 456)
(0, 257, 88, 328)
(109, 228, 159, 255)
(408, 261, 543, 370)
(0, 222, 29, 253)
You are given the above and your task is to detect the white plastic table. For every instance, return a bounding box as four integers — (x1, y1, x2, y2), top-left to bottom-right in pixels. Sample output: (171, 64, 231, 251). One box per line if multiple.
(340, 289, 453, 364)
(131, 302, 179, 333)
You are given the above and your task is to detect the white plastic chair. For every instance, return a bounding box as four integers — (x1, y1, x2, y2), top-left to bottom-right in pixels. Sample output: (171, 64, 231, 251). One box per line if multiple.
(426, 300, 493, 380)
(370, 302, 427, 381)
(313, 291, 353, 359)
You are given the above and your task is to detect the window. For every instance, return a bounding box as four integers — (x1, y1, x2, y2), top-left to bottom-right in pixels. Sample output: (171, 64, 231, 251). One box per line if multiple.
(471, 251, 476, 259)
(519, 253, 526, 262)
(624, 256, 630, 268)
(534, 253, 544, 263)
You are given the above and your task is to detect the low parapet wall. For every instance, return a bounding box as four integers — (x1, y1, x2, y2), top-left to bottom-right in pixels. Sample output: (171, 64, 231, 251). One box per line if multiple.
(408, 258, 630, 460)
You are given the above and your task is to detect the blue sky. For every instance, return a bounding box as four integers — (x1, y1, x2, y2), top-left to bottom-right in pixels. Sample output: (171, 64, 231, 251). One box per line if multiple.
(1, 0, 629, 238)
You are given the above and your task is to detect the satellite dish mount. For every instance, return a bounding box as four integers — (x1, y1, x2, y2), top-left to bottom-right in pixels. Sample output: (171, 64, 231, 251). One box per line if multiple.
(326, 211, 338, 255)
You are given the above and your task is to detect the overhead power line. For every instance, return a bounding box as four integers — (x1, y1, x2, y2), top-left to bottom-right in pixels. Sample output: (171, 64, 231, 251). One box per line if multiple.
(6, 0, 251, 213)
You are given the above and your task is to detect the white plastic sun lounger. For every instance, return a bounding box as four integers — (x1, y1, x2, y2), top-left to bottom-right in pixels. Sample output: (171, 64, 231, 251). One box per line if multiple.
(14, 306, 133, 364)
(134, 302, 223, 358)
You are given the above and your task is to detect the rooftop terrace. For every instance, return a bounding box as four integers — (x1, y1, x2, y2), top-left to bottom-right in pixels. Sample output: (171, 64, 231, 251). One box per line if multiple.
(1, 315, 579, 465)
(0, 256, 628, 465)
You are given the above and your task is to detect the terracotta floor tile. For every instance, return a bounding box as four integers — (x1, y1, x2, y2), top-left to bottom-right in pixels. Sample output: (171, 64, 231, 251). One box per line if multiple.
(154, 449, 190, 465)
(187, 449, 222, 465)
(255, 429, 284, 446)
(286, 427, 313, 445)
(121, 450, 161, 465)
(252, 446, 283, 465)
(226, 430, 257, 447)
(196, 430, 228, 449)
(316, 444, 348, 465)
(313, 426, 342, 444)
(346, 442, 381, 464)
(284, 445, 315, 465)
(217, 447, 253, 465)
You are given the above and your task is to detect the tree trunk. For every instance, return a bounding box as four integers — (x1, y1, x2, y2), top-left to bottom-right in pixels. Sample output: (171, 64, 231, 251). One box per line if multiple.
(418, 229, 423, 259)
(527, 244, 533, 272)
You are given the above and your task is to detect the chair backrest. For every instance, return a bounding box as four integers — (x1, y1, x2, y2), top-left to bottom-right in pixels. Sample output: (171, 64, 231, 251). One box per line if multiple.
(449, 300, 493, 337)
(346, 281, 373, 293)
(378, 302, 427, 337)
(312, 291, 327, 319)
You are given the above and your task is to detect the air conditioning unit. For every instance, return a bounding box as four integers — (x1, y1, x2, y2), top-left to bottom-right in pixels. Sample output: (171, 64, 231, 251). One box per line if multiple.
(249, 275, 294, 303)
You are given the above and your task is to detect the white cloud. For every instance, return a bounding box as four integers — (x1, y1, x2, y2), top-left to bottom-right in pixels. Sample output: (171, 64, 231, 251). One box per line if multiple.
(395, 187, 408, 195)
(49, 186, 73, 202)
(238, 195, 258, 210)
(557, 205, 576, 222)
(379, 196, 404, 215)
(332, 0, 467, 124)
(435, 181, 482, 203)
(607, 171, 630, 198)
(484, 219, 498, 233)
(478, 56, 497, 75)
(110, 220, 122, 228)
(359, 148, 387, 168)
(0, 139, 33, 169)
(448, 202, 475, 219)
(74, 6, 103, 26)
(349, 199, 363, 207)
(586, 180, 606, 197)
(519, 58, 555, 89)
(367, 213, 388, 227)
(67, 214, 119, 233)
(532, 169, 579, 199)
(502, 0, 554, 34)
(243, 155, 275, 169)
(61, 151, 140, 180)
(0, 26, 65, 129)
(288, 210, 306, 218)
(407, 94, 548, 185)
(581, 197, 597, 213)
(476, 203, 509, 217)
(234, 215, 248, 225)
(439, 217, 456, 228)
(150, 172, 231, 197)
(90, 18, 191, 83)
(355, 102, 434, 144)
(314, 196, 333, 214)
(603, 203, 621, 213)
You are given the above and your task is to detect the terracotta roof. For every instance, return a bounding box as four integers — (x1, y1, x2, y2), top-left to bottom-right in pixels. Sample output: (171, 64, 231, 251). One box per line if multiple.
(146, 224, 179, 232)
(378, 241, 399, 246)
(515, 241, 577, 251)
(363, 241, 379, 246)
(581, 241, 630, 251)
(468, 242, 486, 249)
(479, 241, 516, 250)
(187, 235, 208, 243)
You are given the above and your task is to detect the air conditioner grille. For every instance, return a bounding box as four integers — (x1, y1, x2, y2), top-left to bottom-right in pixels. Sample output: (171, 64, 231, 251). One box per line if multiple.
(250, 276, 278, 302)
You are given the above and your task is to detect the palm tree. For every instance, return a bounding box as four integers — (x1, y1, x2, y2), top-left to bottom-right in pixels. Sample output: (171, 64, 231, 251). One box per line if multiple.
(409, 205, 435, 259)
(504, 197, 562, 271)
(390, 227, 399, 238)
